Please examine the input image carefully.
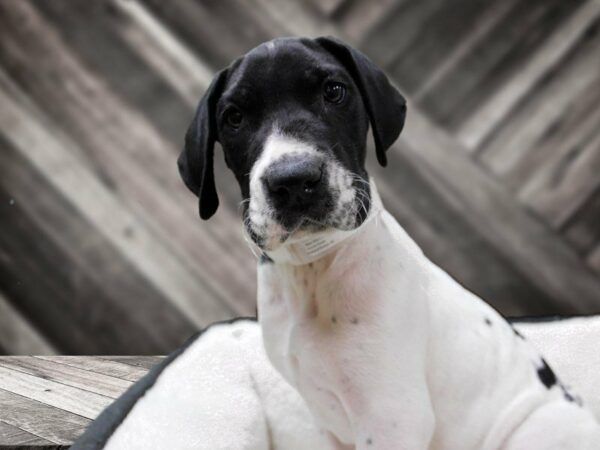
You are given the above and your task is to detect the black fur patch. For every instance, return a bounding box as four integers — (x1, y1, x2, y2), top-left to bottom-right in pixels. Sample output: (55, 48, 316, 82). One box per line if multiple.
(537, 358, 557, 389)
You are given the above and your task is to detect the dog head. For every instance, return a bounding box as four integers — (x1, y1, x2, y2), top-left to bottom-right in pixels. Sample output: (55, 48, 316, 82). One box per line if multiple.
(178, 37, 406, 251)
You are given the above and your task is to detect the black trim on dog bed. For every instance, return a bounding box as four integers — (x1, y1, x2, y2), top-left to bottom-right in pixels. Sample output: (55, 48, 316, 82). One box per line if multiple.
(71, 317, 257, 450)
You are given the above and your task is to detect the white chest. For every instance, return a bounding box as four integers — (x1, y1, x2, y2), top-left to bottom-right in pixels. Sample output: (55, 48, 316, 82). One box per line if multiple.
(256, 230, 419, 443)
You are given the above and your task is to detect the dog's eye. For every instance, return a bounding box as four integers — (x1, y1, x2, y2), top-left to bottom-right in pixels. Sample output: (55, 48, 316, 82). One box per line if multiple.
(323, 81, 346, 104)
(224, 107, 243, 128)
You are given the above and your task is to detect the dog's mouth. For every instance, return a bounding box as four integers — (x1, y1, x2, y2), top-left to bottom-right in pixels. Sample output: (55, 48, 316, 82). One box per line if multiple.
(244, 179, 371, 252)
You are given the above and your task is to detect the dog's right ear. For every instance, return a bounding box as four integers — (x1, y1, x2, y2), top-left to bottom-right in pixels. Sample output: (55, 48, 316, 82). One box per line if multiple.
(178, 69, 229, 220)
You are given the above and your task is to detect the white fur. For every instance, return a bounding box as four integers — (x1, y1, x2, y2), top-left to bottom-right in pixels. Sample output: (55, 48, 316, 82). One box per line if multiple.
(257, 185, 600, 450)
(514, 317, 600, 418)
(247, 129, 358, 250)
(104, 321, 330, 450)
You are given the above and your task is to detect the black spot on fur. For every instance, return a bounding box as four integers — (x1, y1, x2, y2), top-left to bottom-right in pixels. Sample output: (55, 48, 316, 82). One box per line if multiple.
(512, 327, 525, 339)
(351, 317, 359, 324)
(366, 437, 373, 445)
(485, 318, 492, 326)
(259, 253, 273, 264)
(537, 358, 557, 389)
(331, 315, 337, 324)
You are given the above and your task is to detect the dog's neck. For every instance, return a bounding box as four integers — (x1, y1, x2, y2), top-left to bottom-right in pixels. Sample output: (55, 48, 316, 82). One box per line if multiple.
(262, 182, 383, 266)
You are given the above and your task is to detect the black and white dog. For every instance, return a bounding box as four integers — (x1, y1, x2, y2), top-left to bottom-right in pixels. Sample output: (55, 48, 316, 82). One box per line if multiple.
(73, 37, 600, 449)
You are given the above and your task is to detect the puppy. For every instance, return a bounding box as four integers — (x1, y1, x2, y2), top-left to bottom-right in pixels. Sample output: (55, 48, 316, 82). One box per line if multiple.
(179, 36, 600, 449)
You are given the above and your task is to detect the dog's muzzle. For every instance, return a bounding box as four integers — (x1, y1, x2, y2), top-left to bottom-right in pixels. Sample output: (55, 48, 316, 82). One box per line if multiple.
(262, 155, 328, 229)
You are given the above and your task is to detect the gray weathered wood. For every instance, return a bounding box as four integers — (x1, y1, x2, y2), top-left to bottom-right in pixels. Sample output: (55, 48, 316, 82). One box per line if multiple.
(101, 356, 164, 371)
(417, 0, 584, 129)
(0, 356, 154, 448)
(0, 388, 89, 446)
(0, 356, 158, 448)
(0, 421, 55, 448)
(1, 0, 599, 354)
(562, 187, 600, 255)
(0, 135, 195, 354)
(458, 0, 600, 150)
(0, 366, 112, 419)
(0, 357, 133, 399)
(35, 357, 152, 383)
(399, 108, 600, 312)
(0, 293, 56, 356)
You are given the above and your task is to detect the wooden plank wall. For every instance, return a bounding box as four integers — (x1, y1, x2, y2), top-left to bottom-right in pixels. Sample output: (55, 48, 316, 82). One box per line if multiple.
(0, 0, 598, 355)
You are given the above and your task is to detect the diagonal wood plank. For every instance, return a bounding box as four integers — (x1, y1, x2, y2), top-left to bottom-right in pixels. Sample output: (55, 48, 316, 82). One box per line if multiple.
(0, 136, 195, 354)
(0, 75, 233, 327)
(100, 356, 164, 370)
(0, 357, 132, 399)
(0, 366, 112, 419)
(458, 0, 600, 150)
(562, 186, 600, 254)
(110, 0, 213, 106)
(0, 388, 90, 445)
(0, 292, 56, 356)
(35, 357, 149, 383)
(0, 1, 256, 318)
(477, 16, 600, 183)
(0, 421, 54, 447)
(399, 108, 600, 312)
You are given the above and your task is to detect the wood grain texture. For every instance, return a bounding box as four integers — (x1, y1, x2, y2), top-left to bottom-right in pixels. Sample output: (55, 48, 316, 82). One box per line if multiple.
(0, 356, 156, 449)
(458, 0, 600, 151)
(0, 0, 599, 356)
(0, 292, 56, 356)
(0, 421, 55, 448)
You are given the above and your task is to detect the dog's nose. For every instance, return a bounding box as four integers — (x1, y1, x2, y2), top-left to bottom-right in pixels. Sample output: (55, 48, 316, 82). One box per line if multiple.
(264, 158, 323, 204)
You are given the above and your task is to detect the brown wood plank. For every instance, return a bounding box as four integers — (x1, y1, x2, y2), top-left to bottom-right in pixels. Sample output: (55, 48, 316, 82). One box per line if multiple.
(0, 366, 112, 419)
(457, 0, 600, 150)
(35, 357, 149, 383)
(0, 388, 89, 445)
(0, 421, 54, 448)
(0, 357, 132, 399)
(0, 292, 56, 356)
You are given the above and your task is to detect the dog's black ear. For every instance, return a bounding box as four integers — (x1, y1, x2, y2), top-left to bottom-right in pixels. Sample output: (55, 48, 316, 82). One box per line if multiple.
(315, 36, 406, 167)
(178, 68, 229, 220)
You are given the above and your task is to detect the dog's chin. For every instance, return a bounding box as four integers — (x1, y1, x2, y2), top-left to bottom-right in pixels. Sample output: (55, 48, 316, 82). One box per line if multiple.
(249, 212, 363, 252)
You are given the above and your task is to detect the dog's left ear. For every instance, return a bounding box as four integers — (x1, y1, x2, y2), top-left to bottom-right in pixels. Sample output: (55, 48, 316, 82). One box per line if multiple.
(315, 36, 406, 167)
(178, 68, 229, 220)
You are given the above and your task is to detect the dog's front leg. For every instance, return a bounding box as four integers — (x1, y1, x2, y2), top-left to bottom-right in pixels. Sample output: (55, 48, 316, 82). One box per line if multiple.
(344, 374, 435, 450)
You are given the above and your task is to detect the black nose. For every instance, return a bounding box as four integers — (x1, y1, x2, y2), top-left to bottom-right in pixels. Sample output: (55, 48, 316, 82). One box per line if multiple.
(264, 158, 323, 205)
